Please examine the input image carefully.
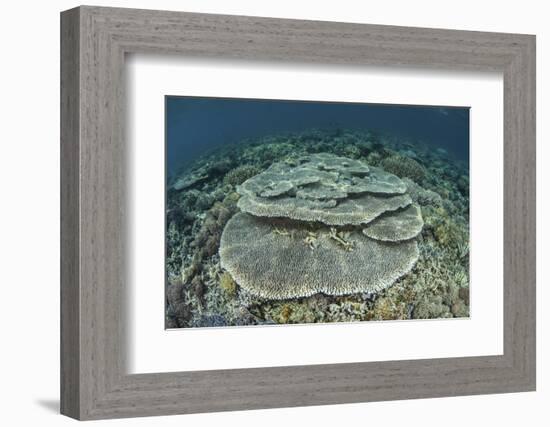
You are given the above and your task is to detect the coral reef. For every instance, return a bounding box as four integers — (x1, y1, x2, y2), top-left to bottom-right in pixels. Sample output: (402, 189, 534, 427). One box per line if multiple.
(166, 128, 470, 327)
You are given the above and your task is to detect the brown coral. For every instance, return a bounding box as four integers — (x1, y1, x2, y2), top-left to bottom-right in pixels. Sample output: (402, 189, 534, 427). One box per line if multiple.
(381, 154, 426, 183)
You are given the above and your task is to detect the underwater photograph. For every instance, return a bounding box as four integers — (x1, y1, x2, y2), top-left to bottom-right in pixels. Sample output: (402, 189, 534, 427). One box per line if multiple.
(165, 96, 470, 329)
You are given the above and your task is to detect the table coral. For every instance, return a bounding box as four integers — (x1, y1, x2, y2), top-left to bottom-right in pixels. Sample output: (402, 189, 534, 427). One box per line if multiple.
(362, 204, 424, 242)
(219, 153, 426, 299)
(220, 212, 419, 299)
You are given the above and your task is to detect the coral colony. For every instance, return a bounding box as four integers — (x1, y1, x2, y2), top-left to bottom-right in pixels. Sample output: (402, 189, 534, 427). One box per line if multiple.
(166, 129, 470, 328)
(220, 153, 422, 299)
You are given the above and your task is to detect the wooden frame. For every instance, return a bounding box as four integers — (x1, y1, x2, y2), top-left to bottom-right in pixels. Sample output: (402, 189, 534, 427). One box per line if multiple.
(60, 5, 536, 420)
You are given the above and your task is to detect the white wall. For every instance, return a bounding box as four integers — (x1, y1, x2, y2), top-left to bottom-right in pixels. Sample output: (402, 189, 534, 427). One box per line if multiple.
(0, 0, 546, 425)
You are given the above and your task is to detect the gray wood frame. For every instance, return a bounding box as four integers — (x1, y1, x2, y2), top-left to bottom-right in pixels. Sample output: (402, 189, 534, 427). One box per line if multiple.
(60, 5, 536, 420)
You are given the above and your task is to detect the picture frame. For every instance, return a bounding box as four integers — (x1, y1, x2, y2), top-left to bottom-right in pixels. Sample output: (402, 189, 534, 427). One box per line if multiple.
(60, 5, 536, 420)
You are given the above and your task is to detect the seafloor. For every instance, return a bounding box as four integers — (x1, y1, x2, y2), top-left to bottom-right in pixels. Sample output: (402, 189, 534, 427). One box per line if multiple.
(166, 129, 470, 328)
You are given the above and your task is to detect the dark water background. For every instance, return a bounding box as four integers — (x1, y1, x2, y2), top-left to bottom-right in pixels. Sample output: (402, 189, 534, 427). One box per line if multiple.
(166, 96, 469, 176)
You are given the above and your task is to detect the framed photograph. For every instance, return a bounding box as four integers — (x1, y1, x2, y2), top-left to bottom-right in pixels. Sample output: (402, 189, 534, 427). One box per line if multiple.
(61, 6, 536, 420)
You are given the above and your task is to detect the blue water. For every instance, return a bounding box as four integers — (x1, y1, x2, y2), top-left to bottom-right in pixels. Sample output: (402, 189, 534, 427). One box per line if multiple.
(166, 96, 469, 175)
